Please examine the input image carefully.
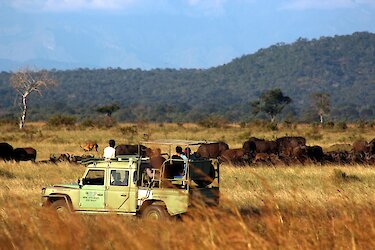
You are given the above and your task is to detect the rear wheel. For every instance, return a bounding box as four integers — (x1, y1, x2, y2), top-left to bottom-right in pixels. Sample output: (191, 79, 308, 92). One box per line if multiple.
(142, 205, 169, 221)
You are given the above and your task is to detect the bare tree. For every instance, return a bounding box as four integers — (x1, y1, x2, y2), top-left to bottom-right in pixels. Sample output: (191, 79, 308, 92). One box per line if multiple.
(310, 92, 330, 125)
(10, 68, 57, 129)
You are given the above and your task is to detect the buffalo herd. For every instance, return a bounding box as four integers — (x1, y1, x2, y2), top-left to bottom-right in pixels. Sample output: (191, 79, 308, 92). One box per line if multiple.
(217, 136, 375, 166)
(0, 142, 37, 162)
(1, 137, 375, 166)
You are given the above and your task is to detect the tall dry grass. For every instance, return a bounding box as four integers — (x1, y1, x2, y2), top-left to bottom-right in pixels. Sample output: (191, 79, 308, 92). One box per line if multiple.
(0, 122, 375, 249)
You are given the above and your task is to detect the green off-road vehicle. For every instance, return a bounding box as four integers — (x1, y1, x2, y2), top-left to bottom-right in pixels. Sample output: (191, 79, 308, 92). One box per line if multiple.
(41, 140, 220, 219)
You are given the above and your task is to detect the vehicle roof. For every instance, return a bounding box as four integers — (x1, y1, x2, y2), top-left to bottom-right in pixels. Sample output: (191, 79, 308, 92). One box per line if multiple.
(82, 156, 146, 167)
(141, 139, 217, 146)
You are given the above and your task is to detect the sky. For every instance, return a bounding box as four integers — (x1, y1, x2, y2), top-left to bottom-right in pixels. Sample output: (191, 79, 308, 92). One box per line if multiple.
(0, 0, 374, 70)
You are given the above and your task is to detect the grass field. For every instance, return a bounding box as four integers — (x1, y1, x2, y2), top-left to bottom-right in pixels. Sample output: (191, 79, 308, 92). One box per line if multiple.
(0, 122, 375, 249)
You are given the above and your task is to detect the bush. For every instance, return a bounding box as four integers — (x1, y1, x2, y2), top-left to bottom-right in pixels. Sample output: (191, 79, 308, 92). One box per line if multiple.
(0, 115, 18, 126)
(79, 118, 95, 128)
(282, 120, 293, 129)
(266, 122, 278, 131)
(324, 121, 335, 129)
(96, 116, 117, 128)
(47, 114, 76, 127)
(198, 115, 229, 128)
(119, 125, 138, 136)
(357, 120, 367, 129)
(335, 121, 347, 130)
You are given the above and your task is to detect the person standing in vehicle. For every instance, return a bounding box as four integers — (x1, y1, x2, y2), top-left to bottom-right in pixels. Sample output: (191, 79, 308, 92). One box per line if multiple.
(104, 139, 116, 159)
(175, 146, 188, 176)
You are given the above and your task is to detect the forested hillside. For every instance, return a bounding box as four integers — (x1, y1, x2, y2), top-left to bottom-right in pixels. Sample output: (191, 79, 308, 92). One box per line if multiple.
(0, 32, 374, 122)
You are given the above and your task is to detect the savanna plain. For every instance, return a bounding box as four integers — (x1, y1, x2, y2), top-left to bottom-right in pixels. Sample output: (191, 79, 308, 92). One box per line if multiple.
(1, 121, 375, 249)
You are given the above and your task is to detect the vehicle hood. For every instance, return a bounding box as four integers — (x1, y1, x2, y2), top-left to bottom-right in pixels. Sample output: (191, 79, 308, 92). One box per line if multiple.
(50, 183, 80, 189)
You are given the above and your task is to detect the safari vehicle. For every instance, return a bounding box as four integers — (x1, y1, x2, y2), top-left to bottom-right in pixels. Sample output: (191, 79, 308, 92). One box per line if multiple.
(41, 140, 220, 219)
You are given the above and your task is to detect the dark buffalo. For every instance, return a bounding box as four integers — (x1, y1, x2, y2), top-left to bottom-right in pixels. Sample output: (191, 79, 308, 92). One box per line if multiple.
(325, 150, 350, 164)
(13, 147, 37, 162)
(0, 142, 13, 161)
(196, 142, 229, 158)
(115, 144, 148, 157)
(253, 153, 275, 166)
(146, 148, 166, 169)
(219, 149, 245, 165)
(242, 140, 256, 155)
(276, 136, 306, 157)
(306, 145, 324, 163)
(369, 138, 375, 155)
(255, 140, 278, 154)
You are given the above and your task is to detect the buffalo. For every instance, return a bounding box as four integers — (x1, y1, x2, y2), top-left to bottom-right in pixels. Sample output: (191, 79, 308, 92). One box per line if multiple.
(244, 137, 283, 155)
(369, 138, 375, 155)
(145, 148, 166, 170)
(276, 136, 306, 157)
(219, 149, 245, 165)
(13, 147, 37, 162)
(306, 145, 324, 163)
(196, 142, 229, 158)
(0, 142, 13, 161)
(115, 144, 148, 157)
(325, 150, 350, 164)
(352, 140, 369, 154)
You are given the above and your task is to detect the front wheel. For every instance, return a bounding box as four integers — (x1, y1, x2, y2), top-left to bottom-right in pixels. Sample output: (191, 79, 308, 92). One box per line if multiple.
(50, 199, 70, 218)
(142, 205, 169, 221)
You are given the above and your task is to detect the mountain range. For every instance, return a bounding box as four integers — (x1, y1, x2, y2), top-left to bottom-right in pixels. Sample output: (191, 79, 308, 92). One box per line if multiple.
(0, 31, 374, 122)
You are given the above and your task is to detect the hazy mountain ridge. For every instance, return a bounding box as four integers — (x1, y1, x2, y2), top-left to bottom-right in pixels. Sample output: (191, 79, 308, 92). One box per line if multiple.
(0, 32, 374, 122)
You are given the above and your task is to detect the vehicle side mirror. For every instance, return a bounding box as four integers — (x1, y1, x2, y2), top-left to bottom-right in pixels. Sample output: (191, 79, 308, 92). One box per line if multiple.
(78, 178, 82, 188)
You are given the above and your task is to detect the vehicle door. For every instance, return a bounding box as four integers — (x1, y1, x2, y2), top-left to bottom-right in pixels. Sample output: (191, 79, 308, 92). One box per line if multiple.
(79, 169, 105, 210)
(105, 169, 132, 212)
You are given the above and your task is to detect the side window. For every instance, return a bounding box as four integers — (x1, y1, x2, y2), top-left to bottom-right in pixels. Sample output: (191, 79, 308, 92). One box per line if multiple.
(85, 170, 105, 185)
(110, 170, 129, 186)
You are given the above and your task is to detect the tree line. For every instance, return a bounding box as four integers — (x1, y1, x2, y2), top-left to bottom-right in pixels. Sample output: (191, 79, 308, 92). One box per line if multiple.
(0, 32, 374, 126)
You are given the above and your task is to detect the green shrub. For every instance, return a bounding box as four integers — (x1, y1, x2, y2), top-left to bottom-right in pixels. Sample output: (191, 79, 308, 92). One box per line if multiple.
(47, 114, 77, 127)
(335, 121, 347, 130)
(239, 121, 247, 128)
(96, 116, 117, 128)
(198, 115, 228, 128)
(79, 118, 95, 128)
(357, 120, 367, 129)
(119, 125, 138, 135)
(324, 121, 335, 129)
(266, 122, 278, 131)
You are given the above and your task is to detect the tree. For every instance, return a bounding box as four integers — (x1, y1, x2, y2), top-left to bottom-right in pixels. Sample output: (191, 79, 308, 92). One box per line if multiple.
(96, 103, 120, 117)
(310, 92, 330, 124)
(251, 88, 292, 122)
(10, 68, 57, 129)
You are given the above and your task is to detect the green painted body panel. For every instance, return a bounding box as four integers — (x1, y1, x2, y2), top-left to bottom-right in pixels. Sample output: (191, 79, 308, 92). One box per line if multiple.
(79, 185, 105, 209)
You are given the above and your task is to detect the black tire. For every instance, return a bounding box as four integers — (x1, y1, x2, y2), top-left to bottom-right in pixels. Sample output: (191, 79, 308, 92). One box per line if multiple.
(142, 205, 169, 221)
(50, 199, 71, 218)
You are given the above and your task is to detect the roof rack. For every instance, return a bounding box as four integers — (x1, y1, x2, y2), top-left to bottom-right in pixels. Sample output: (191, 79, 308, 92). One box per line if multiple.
(80, 155, 146, 165)
(141, 139, 217, 146)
